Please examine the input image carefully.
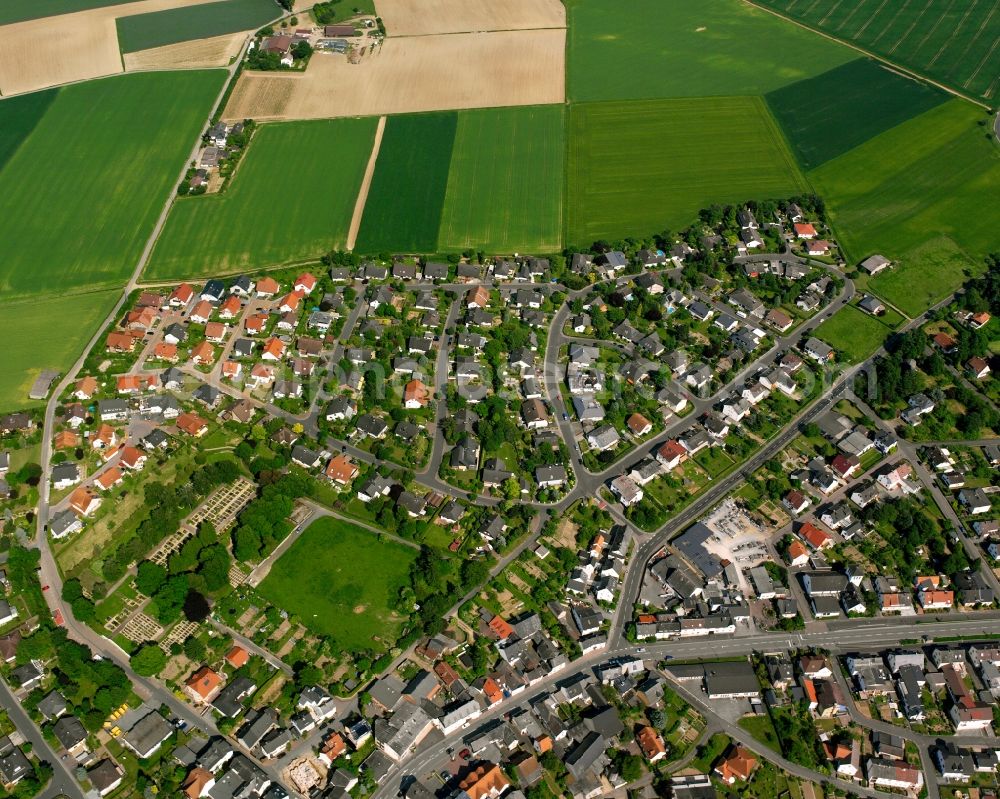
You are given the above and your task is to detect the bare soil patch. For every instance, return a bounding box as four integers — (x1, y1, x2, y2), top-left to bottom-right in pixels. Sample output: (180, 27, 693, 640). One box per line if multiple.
(0, 0, 220, 95)
(123, 30, 247, 70)
(375, 0, 565, 36)
(552, 517, 579, 549)
(222, 29, 565, 120)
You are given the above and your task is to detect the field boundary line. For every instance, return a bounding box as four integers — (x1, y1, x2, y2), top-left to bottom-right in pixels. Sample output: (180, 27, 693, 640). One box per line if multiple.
(742, 0, 991, 108)
(753, 94, 813, 193)
(346, 115, 386, 251)
(384, 25, 567, 39)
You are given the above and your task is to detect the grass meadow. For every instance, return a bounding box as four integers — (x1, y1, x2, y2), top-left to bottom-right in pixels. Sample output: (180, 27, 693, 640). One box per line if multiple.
(566, 0, 853, 102)
(566, 97, 808, 245)
(0, 290, 118, 411)
(766, 59, 947, 169)
(809, 99, 999, 275)
(813, 304, 894, 363)
(439, 105, 565, 253)
(867, 237, 981, 317)
(0, 0, 131, 24)
(145, 117, 377, 280)
(754, 0, 1000, 104)
(116, 0, 280, 53)
(355, 112, 457, 254)
(0, 71, 225, 300)
(258, 516, 417, 652)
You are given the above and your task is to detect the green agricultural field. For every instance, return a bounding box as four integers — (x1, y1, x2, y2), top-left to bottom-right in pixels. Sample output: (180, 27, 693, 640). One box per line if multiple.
(0, 0, 131, 24)
(355, 112, 457, 254)
(566, 97, 808, 245)
(754, 0, 1000, 104)
(145, 117, 377, 280)
(766, 59, 947, 169)
(0, 70, 225, 300)
(258, 516, 417, 652)
(438, 105, 565, 253)
(116, 0, 280, 53)
(0, 290, 118, 412)
(0, 89, 56, 171)
(868, 237, 978, 317)
(810, 99, 999, 278)
(566, 0, 853, 102)
(813, 305, 893, 363)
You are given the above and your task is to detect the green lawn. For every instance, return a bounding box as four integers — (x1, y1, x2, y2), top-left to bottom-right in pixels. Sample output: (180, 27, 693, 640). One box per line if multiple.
(258, 516, 417, 653)
(0, 70, 225, 301)
(0, 89, 56, 172)
(753, 0, 1000, 104)
(695, 447, 734, 478)
(145, 117, 377, 280)
(813, 305, 893, 363)
(0, 290, 118, 412)
(738, 714, 781, 751)
(810, 100, 1000, 271)
(691, 733, 732, 773)
(566, 0, 854, 102)
(867, 237, 982, 317)
(566, 97, 808, 245)
(766, 58, 947, 170)
(355, 112, 457, 254)
(116, 0, 280, 53)
(438, 105, 565, 253)
(0, 0, 132, 24)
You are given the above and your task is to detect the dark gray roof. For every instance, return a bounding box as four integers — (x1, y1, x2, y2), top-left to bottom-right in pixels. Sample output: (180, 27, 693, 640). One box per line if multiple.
(37, 690, 68, 720)
(121, 711, 173, 757)
(53, 716, 87, 749)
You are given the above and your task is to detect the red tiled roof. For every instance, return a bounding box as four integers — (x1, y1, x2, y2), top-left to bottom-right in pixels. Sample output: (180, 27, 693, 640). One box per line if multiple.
(225, 645, 249, 668)
(488, 615, 515, 640)
(185, 666, 222, 700)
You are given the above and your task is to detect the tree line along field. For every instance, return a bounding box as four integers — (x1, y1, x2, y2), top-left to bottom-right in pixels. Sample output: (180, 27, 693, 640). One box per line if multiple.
(565, 0, 854, 103)
(765, 58, 948, 170)
(753, 0, 1000, 104)
(115, 0, 280, 54)
(257, 516, 417, 653)
(145, 117, 378, 281)
(0, 0, 131, 25)
(808, 98, 999, 315)
(565, 97, 809, 246)
(438, 105, 565, 254)
(0, 70, 225, 300)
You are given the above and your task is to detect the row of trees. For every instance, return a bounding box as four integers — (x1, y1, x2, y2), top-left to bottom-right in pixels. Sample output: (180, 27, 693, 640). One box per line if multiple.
(232, 472, 313, 561)
(959, 252, 1000, 316)
(858, 497, 971, 582)
(100, 458, 240, 585)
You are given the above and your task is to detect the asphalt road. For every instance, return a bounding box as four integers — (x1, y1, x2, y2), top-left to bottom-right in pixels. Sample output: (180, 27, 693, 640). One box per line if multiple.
(0, 678, 84, 799)
(21, 218, 986, 799)
(372, 616, 1000, 799)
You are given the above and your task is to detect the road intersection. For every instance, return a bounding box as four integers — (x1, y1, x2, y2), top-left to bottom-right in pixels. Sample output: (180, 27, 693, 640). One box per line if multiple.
(17, 241, 997, 799)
